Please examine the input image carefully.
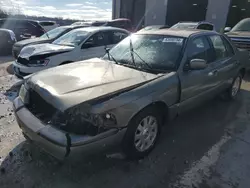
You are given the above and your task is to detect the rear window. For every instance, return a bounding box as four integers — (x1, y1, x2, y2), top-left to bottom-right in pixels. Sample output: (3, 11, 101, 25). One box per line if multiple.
(40, 22, 55, 26)
(171, 23, 197, 29)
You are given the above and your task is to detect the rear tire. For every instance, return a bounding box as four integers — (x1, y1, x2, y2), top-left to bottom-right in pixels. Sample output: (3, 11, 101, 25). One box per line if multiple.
(122, 106, 162, 160)
(221, 73, 242, 101)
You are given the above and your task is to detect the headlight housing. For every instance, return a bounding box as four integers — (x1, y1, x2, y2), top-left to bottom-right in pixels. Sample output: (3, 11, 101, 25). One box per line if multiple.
(50, 105, 118, 136)
(28, 59, 50, 67)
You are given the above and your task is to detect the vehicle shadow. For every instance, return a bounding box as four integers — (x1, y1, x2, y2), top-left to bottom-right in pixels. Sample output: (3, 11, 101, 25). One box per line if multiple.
(0, 91, 246, 188)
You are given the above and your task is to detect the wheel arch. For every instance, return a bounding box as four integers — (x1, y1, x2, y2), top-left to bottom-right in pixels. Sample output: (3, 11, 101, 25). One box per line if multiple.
(239, 68, 246, 78)
(128, 101, 169, 127)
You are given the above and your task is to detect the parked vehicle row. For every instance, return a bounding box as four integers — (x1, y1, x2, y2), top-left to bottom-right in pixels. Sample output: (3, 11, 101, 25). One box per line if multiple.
(13, 27, 130, 78)
(71, 18, 133, 32)
(12, 25, 89, 59)
(0, 18, 46, 41)
(13, 28, 249, 161)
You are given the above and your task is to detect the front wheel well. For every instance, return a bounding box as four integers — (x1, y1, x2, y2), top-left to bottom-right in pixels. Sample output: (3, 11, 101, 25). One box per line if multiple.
(131, 102, 169, 126)
(239, 68, 246, 78)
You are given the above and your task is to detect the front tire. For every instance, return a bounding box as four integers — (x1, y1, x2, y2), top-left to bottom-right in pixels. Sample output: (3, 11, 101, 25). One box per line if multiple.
(122, 106, 162, 160)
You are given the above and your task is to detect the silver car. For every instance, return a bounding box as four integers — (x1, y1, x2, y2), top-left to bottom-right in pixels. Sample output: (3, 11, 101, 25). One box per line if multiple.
(14, 29, 246, 161)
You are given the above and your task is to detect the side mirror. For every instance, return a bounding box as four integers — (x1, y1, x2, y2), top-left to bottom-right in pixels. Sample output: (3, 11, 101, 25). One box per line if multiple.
(81, 41, 94, 49)
(224, 27, 231, 32)
(189, 59, 207, 70)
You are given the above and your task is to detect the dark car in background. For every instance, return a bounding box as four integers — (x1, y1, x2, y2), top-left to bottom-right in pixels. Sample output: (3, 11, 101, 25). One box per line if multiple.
(12, 25, 88, 59)
(72, 18, 133, 32)
(0, 18, 45, 41)
(225, 18, 250, 53)
(104, 18, 133, 31)
(0, 29, 16, 55)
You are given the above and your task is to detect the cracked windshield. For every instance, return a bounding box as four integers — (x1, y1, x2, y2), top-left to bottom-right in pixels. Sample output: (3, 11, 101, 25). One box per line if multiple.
(1, 0, 250, 188)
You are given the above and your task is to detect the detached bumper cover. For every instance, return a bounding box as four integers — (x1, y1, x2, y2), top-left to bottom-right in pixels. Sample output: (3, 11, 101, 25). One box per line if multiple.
(13, 97, 126, 160)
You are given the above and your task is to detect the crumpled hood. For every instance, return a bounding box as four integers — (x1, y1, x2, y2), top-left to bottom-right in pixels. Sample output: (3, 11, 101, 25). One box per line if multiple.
(226, 31, 250, 38)
(14, 38, 51, 47)
(28, 58, 161, 111)
(19, 43, 74, 59)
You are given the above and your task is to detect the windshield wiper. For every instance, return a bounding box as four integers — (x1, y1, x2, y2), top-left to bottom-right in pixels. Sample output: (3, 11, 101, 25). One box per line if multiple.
(129, 36, 137, 68)
(44, 32, 49, 39)
(131, 50, 153, 70)
(129, 37, 153, 70)
(105, 48, 119, 64)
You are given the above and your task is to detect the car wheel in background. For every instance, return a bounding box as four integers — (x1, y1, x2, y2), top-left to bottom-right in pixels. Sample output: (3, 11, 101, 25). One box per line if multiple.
(122, 106, 162, 160)
(222, 73, 242, 100)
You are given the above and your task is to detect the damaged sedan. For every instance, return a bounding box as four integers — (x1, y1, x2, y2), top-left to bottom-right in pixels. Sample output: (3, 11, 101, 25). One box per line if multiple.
(12, 26, 130, 78)
(13, 29, 247, 161)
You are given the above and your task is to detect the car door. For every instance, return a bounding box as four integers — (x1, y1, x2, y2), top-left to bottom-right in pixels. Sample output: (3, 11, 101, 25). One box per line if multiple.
(179, 35, 219, 112)
(80, 31, 109, 60)
(207, 34, 239, 89)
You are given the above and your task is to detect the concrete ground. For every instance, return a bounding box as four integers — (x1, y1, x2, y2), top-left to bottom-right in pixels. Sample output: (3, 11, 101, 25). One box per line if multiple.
(1, 56, 250, 188)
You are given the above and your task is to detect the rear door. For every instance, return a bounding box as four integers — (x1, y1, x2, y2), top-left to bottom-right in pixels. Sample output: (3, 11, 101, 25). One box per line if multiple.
(207, 34, 239, 89)
(179, 35, 218, 112)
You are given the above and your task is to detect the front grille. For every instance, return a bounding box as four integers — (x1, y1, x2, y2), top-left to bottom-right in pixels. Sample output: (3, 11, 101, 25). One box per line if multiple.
(230, 38, 250, 51)
(17, 57, 29, 65)
(26, 89, 57, 124)
(25, 89, 101, 136)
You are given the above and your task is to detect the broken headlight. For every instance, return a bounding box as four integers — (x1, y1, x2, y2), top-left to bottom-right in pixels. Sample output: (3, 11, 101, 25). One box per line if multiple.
(28, 59, 50, 67)
(50, 107, 117, 136)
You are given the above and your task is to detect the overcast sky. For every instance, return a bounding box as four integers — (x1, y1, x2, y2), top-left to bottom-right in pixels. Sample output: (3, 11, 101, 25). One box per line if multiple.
(0, 0, 112, 20)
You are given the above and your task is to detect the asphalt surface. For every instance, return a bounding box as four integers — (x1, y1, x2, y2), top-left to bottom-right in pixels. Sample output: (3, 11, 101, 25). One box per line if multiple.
(1, 56, 250, 188)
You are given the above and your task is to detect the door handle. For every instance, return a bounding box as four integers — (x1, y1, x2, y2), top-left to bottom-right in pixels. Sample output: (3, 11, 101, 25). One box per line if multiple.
(208, 70, 218, 76)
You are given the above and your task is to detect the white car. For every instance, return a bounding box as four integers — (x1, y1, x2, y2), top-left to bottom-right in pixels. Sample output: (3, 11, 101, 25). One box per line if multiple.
(39, 21, 59, 32)
(13, 27, 130, 78)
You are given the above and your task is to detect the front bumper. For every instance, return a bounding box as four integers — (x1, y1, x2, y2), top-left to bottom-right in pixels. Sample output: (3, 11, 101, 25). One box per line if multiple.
(13, 97, 126, 161)
(12, 61, 47, 78)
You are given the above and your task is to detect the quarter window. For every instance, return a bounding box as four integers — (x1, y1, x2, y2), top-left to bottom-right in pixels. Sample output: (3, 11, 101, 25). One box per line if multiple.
(209, 35, 227, 60)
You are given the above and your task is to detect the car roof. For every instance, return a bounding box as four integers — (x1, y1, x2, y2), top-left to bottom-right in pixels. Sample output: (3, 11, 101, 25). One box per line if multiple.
(73, 26, 129, 33)
(39, 21, 56, 23)
(137, 28, 217, 38)
(177, 21, 213, 25)
(0, 18, 39, 23)
(59, 25, 89, 29)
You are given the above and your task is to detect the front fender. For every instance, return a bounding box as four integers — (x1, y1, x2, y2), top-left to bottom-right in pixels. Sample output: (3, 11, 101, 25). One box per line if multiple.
(94, 73, 179, 128)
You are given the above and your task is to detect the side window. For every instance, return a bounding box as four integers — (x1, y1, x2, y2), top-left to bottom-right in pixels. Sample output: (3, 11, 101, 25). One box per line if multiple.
(209, 35, 228, 60)
(41, 22, 55, 26)
(112, 31, 128, 44)
(197, 24, 214, 31)
(188, 36, 212, 63)
(221, 36, 235, 56)
(85, 32, 107, 47)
